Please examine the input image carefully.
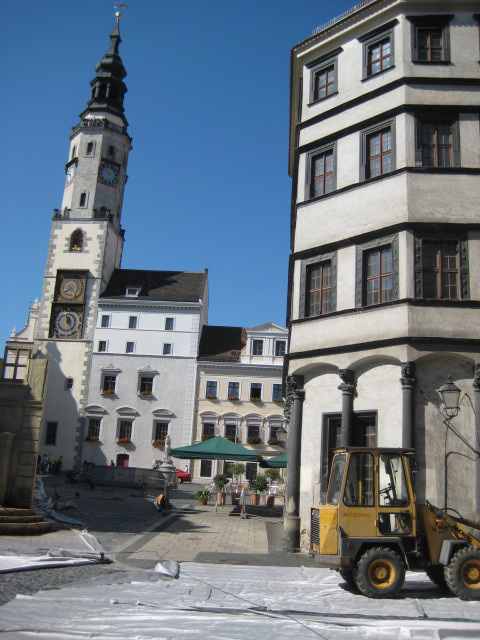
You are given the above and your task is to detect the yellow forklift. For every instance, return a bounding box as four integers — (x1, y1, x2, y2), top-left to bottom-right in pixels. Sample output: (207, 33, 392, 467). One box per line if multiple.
(310, 447, 480, 599)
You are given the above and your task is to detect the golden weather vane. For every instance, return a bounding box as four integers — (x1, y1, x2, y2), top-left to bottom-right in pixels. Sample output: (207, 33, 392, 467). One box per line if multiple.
(114, 2, 128, 19)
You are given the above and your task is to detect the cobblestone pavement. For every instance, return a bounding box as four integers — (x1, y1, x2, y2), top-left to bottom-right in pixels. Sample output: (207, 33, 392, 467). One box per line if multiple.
(0, 475, 316, 606)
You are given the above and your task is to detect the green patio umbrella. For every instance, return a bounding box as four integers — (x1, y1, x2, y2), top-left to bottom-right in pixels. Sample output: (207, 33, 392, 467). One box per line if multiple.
(170, 436, 260, 461)
(260, 452, 287, 468)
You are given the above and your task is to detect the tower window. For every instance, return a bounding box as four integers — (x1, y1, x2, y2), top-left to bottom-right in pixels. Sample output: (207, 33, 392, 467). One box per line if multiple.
(79, 192, 87, 207)
(98, 84, 107, 98)
(70, 230, 84, 252)
(86, 142, 94, 156)
(108, 146, 115, 158)
(71, 146, 77, 160)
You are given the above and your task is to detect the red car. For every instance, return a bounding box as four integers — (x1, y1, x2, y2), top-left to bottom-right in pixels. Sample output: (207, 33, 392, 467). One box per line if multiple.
(177, 468, 191, 483)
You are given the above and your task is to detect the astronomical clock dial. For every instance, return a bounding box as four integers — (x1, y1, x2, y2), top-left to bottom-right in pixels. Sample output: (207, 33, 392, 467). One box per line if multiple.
(98, 162, 119, 187)
(60, 277, 83, 301)
(54, 309, 81, 338)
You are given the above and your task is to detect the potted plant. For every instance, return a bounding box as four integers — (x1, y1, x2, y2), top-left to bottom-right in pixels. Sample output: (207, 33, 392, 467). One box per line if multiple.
(249, 475, 268, 506)
(213, 474, 229, 505)
(206, 394, 217, 400)
(228, 396, 239, 402)
(153, 439, 165, 446)
(268, 437, 279, 446)
(228, 463, 246, 505)
(202, 433, 214, 441)
(247, 435, 261, 445)
(250, 396, 262, 403)
(117, 437, 131, 444)
(194, 489, 211, 506)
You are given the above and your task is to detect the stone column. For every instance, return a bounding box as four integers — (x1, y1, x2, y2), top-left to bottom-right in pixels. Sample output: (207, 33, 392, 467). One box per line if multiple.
(473, 364, 480, 522)
(283, 374, 305, 552)
(338, 369, 355, 447)
(400, 362, 416, 449)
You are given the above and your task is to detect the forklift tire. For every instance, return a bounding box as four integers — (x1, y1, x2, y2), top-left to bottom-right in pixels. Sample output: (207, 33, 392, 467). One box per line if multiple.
(338, 568, 355, 587)
(445, 546, 480, 600)
(425, 566, 447, 589)
(353, 547, 405, 598)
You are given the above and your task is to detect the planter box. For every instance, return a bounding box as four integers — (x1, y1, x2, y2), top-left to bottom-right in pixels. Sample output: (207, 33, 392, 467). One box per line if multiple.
(85, 436, 99, 442)
(251, 493, 260, 506)
(117, 438, 131, 444)
(152, 439, 165, 446)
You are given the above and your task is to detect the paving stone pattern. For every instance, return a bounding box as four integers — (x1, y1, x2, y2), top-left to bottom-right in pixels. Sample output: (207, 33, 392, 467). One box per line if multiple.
(0, 475, 317, 606)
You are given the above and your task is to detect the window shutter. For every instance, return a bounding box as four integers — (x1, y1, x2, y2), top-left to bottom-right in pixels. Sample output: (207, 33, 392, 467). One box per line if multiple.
(414, 237, 423, 298)
(414, 118, 423, 166)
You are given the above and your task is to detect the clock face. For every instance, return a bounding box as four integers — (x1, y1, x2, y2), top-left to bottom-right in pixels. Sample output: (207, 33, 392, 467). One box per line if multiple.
(54, 310, 81, 337)
(66, 165, 75, 184)
(60, 278, 83, 301)
(98, 162, 119, 187)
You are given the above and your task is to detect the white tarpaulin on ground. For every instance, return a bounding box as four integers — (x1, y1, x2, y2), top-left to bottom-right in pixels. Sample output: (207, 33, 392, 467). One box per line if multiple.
(1, 562, 480, 638)
(0, 530, 111, 573)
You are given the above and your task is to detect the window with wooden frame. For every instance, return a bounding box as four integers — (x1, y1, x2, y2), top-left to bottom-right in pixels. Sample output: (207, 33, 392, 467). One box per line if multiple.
(308, 48, 341, 104)
(360, 119, 396, 181)
(139, 376, 153, 395)
(86, 418, 101, 440)
(367, 127, 392, 178)
(306, 261, 333, 316)
(154, 421, 168, 442)
(252, 340, 263, 356)
(202, 422, 216, 440)
(407, 15, 452, 63)
(356, 235, 399, 309)
(306, 144, 336, 199)
(102, 374, 117, 394)
(359, 21, 396, 79)
(118, 420, 132, 441)
(300, 252, 337, 319)
(225, 423, 237, 442)
(205, 380, 218, 399)
(365, 246, 393, 306)
(415, 235, 469, 301)
(417, 119, 458, 168)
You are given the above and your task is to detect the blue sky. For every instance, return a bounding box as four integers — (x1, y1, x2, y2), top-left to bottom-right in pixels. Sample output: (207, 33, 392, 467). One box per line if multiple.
(0, 0, 354, 342)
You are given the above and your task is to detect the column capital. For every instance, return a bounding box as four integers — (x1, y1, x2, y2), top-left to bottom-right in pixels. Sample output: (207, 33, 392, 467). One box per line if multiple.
(284, 375, 305, 423)
(338, 368, 355, 395)
(400, 361, 417, 389)
(473, 364, 480, 392)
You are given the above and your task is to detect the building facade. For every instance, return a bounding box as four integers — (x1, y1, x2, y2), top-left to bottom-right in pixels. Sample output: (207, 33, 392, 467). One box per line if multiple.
(192, 322, 288, 482)
(84, 269, 208, 468)
(286, 0, 480, 550)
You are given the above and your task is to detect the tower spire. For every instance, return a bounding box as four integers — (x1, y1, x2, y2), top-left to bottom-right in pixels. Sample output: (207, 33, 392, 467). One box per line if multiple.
(81, 18, 128, 125)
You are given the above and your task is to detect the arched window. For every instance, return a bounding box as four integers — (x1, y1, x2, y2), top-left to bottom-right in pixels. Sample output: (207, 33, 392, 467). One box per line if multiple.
(70, 230, 84, 252)
(98, 84, 107, 98)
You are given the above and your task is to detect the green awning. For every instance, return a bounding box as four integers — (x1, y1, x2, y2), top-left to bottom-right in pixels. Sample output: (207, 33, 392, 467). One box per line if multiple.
(170, 436, 260, 461)
(260, 452, 287, 468)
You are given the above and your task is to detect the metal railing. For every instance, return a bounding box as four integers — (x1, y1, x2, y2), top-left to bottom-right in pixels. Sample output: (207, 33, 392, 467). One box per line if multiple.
(311, 0, 380, 36)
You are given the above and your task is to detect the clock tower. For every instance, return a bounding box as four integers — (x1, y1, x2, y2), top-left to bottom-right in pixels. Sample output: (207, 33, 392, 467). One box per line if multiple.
(35, 16, 132, 468)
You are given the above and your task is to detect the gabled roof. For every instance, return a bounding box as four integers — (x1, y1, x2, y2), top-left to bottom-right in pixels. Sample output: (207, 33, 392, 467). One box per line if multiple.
(248, 321, 287, 334)
(100, 268, 207, 302)
(198, 325, 247, 362)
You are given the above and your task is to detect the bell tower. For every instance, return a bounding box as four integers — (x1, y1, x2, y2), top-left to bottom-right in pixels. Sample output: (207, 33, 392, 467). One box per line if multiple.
(35, 15, 132, 468)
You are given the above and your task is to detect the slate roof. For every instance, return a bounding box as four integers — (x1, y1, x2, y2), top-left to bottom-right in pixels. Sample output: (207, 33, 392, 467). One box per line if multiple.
(100, 269, 207, 302)
(198, 325, 247, 362)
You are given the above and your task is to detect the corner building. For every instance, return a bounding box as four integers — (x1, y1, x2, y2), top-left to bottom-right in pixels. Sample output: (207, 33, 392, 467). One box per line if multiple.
(286, 0, 480, 550)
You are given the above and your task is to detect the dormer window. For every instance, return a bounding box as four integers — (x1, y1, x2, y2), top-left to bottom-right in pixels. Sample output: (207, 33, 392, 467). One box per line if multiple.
(126, 287, 140, 297)
(252, 339, 263, 356)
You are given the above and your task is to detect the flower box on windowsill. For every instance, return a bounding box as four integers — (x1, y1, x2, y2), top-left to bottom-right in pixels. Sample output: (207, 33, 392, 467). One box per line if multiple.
(85, 436, 99, 442)
(202, 434, 214, 441)
(247, 436, 261, 445)
(152, 439, 165, 446)
(250, 397, 262, 403)
(117, 437, 131, 444)
(206, 394, 217, 400)
(225, 435, 236, 443)
(273, 398, 284, 404)
(102, 389, 115, 395)
(228, 396, 239, 402)
(139, 391, 152, 397)
(268, 438, 279, 446)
